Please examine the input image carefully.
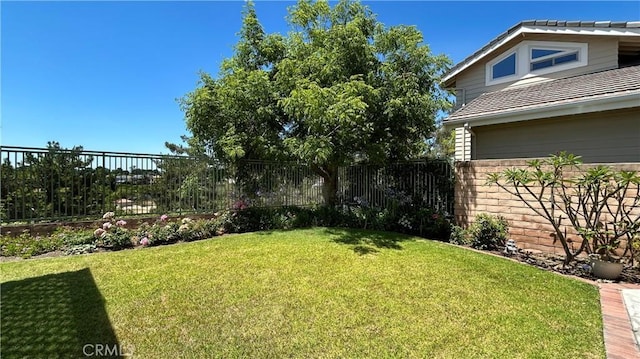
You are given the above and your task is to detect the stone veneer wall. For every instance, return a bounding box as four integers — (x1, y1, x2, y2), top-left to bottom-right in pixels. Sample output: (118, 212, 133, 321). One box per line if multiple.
(454, 159, 640, 254)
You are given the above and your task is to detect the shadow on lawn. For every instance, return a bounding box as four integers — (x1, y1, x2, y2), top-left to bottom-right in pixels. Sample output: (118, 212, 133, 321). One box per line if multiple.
(323, 228, 413, 255)
(1, 268, 123, 358)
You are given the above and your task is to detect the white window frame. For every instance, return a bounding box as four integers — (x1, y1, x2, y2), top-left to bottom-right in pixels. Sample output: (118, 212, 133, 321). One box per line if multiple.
(526, 41, 588, 76)
(486, 51, 519, 85)
(485, 40, 588, 86)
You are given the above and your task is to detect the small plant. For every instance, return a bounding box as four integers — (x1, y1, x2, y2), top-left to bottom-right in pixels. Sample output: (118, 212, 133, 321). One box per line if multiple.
(0, 231, 64, 258)
(449, 225, 471, 245)
(469, 213, 509, 250)
(53, 226, 95, 246)
(63, 243, 97, 256)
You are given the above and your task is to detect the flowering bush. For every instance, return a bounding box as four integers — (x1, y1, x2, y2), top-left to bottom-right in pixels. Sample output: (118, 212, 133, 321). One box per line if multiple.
(232, 199, 251, 210)
(94, 212, 132, 249)
(2, 205, 453, 259)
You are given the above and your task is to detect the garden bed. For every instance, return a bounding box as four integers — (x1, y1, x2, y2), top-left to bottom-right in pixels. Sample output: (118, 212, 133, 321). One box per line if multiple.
(498, 249, 640, 284)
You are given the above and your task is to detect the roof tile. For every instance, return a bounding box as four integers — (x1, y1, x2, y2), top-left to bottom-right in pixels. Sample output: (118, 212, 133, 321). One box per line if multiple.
(446, 66, 640, 121)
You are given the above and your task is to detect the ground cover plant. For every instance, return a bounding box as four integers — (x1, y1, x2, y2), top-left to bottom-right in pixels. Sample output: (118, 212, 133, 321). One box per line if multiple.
(1, 228, 604, 358)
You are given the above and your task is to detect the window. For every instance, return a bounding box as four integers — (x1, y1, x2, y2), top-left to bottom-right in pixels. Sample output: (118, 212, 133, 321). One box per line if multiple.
(492, 53, 516, 79)
(485, 41, 588, 86)
(530, 47, 579, 71)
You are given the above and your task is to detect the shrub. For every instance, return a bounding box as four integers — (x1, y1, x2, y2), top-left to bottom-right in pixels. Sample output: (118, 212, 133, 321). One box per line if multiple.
(310, 203, 452, 240)
(53, 226, 95, 246)
(469, 213, 509, 250)
(178, 218, 218, 242)
(99, 227, 133, 249)
(137, 221, 180, 246)
(93, 212, 133, 249)
(449, 225, 471, 245)
(63, 243, 97, 256)
(0, 232, 64, 258)
(1, 203, 454, 258)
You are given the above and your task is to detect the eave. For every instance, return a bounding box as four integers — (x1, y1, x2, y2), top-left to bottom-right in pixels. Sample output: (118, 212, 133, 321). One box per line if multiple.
(443, 90, 640, 129)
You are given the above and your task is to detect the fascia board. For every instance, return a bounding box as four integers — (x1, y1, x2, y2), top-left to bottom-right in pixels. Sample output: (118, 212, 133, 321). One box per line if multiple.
(443, 91, 640, 129)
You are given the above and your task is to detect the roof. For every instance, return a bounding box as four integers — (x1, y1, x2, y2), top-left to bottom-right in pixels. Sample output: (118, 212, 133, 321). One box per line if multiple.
(442, 20, 640, 85)
(445, 65, 640, 124)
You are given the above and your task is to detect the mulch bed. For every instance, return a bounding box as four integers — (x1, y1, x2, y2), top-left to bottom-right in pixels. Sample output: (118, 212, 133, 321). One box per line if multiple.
(487, 248, 640, 284)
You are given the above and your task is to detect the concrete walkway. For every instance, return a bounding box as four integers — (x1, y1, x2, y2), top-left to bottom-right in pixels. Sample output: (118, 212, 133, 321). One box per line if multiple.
(599, 283, 640, 359)
(623, 289, 640, 348)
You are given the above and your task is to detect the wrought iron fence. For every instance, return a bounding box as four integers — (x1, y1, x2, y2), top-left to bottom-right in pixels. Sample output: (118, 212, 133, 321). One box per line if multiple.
(1, 145, 452, 223)
(338, 160, 454, 215)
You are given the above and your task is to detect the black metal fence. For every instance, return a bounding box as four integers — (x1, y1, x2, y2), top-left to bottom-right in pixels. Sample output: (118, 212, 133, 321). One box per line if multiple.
(1, 146, 452, 223)
(339, 161, 453, 215)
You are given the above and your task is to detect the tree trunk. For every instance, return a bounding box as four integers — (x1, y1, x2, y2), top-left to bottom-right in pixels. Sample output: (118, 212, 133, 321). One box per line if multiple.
(317, 166, 338, 206)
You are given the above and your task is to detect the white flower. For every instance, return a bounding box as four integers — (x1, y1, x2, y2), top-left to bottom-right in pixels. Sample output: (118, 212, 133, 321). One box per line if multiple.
(102, 211, 115, 220)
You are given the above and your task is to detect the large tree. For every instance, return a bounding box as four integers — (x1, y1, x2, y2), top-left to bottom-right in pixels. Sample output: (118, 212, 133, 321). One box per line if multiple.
(181, 0, 451, 205)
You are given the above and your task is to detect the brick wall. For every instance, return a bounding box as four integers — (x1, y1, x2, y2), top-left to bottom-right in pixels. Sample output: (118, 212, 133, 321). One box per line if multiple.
(454, 159, 640, 254)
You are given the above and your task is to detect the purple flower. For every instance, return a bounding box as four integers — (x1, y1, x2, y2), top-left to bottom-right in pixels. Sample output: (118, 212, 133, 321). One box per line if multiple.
(140, 237, 150, 246)
(116, 220, 127, 227)
(160, 214, 169, 222)
(432, 214, 440, 220)
(103, 222, 113, 230)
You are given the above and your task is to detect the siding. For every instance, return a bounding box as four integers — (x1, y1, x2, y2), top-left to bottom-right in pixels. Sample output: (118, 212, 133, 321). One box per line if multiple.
(454, 126, 472, 161)
(456, 34, 620, 104)
(473, 108, 640, 163)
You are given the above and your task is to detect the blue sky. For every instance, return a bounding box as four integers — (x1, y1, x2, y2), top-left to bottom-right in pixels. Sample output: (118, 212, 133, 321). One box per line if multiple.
(2, 1, 638, 154)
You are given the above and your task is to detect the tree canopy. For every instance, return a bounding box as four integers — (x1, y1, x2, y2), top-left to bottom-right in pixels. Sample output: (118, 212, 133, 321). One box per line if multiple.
(180, 0, 452, 204)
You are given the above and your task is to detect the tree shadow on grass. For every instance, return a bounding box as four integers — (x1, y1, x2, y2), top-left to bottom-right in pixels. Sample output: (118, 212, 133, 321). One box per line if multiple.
(323, 228, 414, 255)
(1, 268, 123, 358)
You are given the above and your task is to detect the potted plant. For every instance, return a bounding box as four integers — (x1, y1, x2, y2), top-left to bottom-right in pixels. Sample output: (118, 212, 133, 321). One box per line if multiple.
(584, 225, 625, 280)
(589, 247, 623, 280)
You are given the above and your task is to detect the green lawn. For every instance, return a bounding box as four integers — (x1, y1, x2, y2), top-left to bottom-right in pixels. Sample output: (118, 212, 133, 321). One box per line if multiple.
(1, 228, 604, 358)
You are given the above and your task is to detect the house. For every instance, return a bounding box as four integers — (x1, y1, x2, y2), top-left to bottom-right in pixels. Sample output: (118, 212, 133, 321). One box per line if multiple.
(441, 20, 640, 253)
(443, 20, 640, 163)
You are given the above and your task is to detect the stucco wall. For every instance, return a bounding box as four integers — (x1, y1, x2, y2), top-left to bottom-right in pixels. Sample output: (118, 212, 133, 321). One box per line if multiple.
(454, 159, 640, 254)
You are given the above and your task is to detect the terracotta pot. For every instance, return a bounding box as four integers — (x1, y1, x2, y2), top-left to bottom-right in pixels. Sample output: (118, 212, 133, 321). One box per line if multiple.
(591, 259, 623, 280)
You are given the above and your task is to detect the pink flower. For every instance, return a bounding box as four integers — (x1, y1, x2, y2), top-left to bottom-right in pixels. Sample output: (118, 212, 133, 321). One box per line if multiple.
(103, 222, 113, 230)
(233, 200, 248, 210)
(94, 228, 106, 238)
(432, 214, 440, 220)
(140, 237, 150, 246)
(116, 220, 127, 226)
(160, 214, 168, 222)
